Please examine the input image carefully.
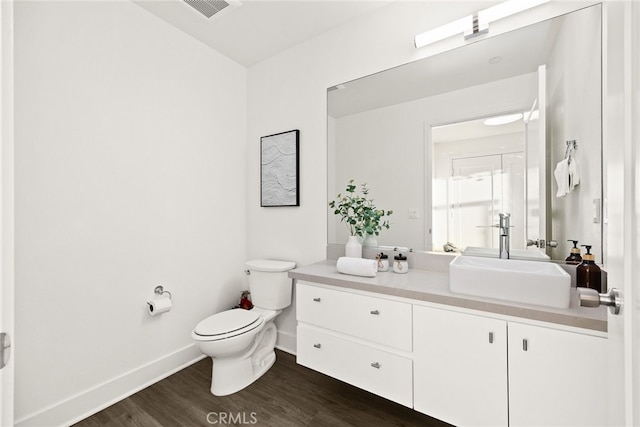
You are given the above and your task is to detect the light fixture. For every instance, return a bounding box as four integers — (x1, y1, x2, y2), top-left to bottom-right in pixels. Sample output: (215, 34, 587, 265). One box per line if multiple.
(478, 0, 550, 32)
(414, 0, 550, 48)
(414, 15, 473, 48)
(483, 113, 523, 126)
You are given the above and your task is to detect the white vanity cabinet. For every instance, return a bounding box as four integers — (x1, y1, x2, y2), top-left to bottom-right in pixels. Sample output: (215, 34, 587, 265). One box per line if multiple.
(413, 306, 509, 426)
(291, 262, 608, 426)
(507, 322, 607, 427)
(296, 282, 413, 407)
(413, 305, 607, 427)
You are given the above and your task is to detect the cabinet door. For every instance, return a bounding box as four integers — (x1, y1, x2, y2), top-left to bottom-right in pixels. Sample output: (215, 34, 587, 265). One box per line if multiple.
(508, 322, 607, 427)
(414, 306, 508, 427)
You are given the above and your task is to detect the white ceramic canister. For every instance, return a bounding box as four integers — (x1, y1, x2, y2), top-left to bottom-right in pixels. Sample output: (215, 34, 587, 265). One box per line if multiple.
(377, 253, 389, 272)
(393, 253, 408, 274)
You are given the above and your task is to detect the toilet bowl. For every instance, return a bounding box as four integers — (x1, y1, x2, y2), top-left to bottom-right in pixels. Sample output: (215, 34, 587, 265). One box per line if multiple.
(192, 259, 295, 396)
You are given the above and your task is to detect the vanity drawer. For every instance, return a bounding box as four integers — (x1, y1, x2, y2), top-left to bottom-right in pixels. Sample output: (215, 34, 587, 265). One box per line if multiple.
(296, 282, 412, 351)
(297, 324, 413, 408)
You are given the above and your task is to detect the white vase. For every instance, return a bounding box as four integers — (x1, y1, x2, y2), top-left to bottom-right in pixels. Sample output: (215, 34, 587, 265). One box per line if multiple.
(345, 236, 362, 258)
(362, 233, 378, 247)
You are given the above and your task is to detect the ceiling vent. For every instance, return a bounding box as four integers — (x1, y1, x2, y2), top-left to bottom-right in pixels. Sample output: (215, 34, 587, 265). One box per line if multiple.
(183, 0, 234, 19)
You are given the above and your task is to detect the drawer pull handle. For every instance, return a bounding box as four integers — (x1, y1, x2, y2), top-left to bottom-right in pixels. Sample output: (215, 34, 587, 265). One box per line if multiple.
(523, 339, 528, 351)
(313, 343, 321, 349)
(313, 298, 321, 302)
(489, 332, 494, 344)
(370, 310, 380, 315)
(371, 362, 381, 369)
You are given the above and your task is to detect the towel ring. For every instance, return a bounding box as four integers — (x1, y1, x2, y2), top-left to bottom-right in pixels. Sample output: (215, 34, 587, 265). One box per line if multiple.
(154, 285, 172, 299)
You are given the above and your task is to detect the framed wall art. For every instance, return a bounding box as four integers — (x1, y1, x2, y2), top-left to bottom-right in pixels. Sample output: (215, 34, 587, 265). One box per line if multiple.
(260, 129, 300, 207)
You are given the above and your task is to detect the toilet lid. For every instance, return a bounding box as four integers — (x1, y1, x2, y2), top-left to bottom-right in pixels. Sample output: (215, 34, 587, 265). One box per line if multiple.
(194, 309, 262, 337)
(245, 259, 296, 272)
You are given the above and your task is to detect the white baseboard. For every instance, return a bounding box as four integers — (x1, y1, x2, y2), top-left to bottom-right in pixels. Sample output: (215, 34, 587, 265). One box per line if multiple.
(15, 344, 204, 427)
(275, 329, 296, 356)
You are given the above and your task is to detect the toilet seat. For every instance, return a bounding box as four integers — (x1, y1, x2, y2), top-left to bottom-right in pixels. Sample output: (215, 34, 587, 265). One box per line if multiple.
(193, 309, 263, 341)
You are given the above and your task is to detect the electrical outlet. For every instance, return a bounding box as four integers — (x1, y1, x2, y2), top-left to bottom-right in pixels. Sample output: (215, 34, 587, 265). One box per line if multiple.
(408, 209, 419, 219)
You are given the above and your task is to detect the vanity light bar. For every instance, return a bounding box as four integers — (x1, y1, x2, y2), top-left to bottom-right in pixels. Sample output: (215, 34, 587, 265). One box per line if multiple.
(414, 0, 550, 49)
(478, 0, 550, 31)
(414, 15, 473, 48)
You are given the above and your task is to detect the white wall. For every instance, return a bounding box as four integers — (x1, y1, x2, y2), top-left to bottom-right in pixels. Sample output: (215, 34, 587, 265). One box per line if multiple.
(247, 1, 596, 353)
(547, 5, 602, 260)
(14, 1, 246, 425)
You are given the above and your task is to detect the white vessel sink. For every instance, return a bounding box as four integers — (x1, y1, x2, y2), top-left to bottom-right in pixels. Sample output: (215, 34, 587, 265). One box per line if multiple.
(449, 256, 570, 308)
(462, 246, 550, 261)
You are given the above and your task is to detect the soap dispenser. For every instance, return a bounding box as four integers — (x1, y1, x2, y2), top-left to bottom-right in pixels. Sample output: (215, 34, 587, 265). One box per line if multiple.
(576, 245, 602, 292)
(565, 240, 583, 265)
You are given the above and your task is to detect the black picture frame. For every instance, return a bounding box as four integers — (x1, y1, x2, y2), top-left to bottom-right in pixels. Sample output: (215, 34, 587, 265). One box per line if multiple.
(260, 129, 300, 207)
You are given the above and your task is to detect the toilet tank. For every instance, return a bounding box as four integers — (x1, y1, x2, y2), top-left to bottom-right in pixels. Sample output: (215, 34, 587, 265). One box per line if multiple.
(246, 259, 296, 310)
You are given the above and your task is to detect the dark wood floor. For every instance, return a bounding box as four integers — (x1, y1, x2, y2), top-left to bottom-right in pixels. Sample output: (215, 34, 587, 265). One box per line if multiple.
(74, 350, 452, 426)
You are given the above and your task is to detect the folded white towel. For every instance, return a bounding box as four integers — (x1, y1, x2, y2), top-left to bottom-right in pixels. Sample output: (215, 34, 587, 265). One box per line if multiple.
(336, 257, 377, 277)
(569, 157, 580, 191)
(554, 158, 569, 198)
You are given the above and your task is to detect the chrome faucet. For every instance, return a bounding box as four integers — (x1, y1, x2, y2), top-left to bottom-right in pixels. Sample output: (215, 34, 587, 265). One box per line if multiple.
(498, 213, 511, 259)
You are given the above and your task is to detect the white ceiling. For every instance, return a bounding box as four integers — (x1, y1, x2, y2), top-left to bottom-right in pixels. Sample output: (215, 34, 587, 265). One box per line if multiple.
(133, 0, 393, 67)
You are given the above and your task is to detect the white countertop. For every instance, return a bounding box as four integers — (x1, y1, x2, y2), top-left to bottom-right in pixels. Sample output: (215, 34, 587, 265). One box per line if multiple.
(289, 260, 607, 332)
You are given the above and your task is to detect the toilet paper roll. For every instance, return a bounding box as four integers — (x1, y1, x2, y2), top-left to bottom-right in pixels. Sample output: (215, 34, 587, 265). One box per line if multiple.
(147, 297, 172, 316)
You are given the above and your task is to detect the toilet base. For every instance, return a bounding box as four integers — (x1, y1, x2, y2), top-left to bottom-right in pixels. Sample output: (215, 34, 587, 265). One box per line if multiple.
(209, 322, 277, 396)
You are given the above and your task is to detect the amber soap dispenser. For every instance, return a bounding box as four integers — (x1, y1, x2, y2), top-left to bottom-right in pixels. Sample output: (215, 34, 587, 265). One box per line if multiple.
(565, 240, 582, 265)
(576, 245, 602, 292)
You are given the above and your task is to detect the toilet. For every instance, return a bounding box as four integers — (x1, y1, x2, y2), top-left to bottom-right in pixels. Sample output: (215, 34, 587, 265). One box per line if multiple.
(191, 259, 296, 396)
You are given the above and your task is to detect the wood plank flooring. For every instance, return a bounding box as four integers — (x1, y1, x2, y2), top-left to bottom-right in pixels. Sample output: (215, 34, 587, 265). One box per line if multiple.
(74, 350, 452, 427)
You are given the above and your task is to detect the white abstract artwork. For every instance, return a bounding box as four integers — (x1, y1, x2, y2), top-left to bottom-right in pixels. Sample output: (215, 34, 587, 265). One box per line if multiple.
(261, 129, 299, 207)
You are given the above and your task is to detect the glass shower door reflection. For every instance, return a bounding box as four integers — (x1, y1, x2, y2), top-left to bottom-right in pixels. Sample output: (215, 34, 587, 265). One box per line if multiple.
(450, 155, 503, 250)
(448, 153, 524, 251)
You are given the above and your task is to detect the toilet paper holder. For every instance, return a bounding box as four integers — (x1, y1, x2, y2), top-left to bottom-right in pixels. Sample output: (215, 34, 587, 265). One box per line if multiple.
(147, 285, 173, 316)
(153, 285, 172, 299)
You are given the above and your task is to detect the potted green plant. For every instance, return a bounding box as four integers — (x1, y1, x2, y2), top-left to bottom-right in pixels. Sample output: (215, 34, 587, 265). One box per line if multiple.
(329, 179, 393, 256)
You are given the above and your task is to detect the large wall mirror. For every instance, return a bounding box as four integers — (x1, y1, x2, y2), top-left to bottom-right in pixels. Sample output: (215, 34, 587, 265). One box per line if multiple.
(327, 4, 602, 262)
